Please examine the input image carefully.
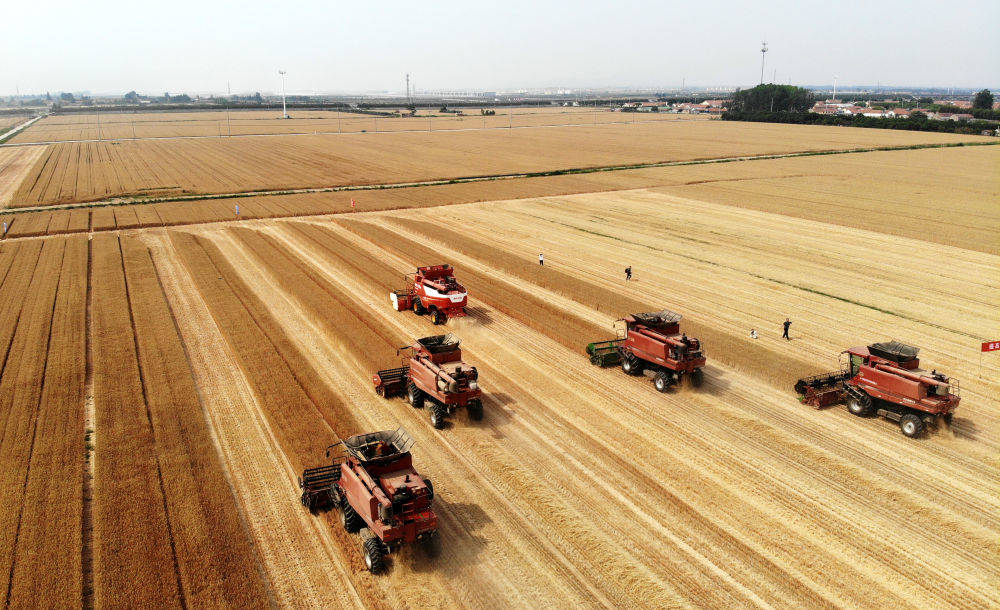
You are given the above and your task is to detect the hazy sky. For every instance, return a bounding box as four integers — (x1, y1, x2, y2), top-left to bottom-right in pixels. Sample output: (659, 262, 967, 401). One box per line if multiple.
(3, 0, 997, 96)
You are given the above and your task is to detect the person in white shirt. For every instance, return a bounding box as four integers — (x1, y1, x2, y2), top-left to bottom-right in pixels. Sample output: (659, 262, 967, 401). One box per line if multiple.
(750, 328, 758, 339)
(539, 253, 544, 266)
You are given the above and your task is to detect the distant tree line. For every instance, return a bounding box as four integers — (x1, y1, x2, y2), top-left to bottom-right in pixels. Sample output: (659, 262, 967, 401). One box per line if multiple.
(728, 84, 815, 113)
(721, 110, 997, 135)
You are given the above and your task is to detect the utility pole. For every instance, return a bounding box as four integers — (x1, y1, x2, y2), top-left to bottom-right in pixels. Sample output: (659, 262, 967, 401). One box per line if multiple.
(278, 70, 288, 118)
(406, 73, 411, 107)
(760, 41, 768, 85)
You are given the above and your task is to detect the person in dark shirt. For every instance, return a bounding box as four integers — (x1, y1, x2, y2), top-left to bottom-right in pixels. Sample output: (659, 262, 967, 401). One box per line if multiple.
(625, 266, 632, 281)
(782, 318, 791, 340)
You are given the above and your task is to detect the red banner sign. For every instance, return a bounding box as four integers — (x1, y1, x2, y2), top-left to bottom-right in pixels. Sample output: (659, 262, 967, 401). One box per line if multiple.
(983, 341, 1000, 352)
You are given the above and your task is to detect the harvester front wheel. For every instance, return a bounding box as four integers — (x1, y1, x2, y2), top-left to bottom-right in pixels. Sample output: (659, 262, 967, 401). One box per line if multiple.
(690, 368, 704, 387)
(900, 414, 925, 438)
(622, 355, 642, 376)
(407, 383, 425, 409)
(847, 392, 873, 417)
(653, 372, 672, 393)
(467, 399, 484, 421)
(431, 309, 446, 325)
(341, 498, 363, 533)
(413, 298, 426, 316)
(430, 403, 447, 429)
(363, 537, 386, 574)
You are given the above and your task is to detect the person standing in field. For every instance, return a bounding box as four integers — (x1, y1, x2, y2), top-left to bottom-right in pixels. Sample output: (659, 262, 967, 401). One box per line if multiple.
(750, 328, 758, 340)
(539, 253, 544, 266)
(625, 266, 632, 281)
(782, 318, 791, 340)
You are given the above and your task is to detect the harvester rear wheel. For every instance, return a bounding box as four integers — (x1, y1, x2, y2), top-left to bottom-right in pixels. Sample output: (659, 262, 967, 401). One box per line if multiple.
(431, 309, 446, 325)
(942, 413, 954, 425)
(467, 399, 484, 421)
(622, 355, 642, 376)
(900, 414, 925, 438)
(430, 403, 447, 429)
(363, 537, 385, 574)
(407, 383, 425, 409)
(413, 298, 426, 316)
(423, 478, 434, 501)
(690, 368, 704, 387)
(341, 498, 363, 533)
(653, 372, 671, 393)
(847, 392, 873, 417)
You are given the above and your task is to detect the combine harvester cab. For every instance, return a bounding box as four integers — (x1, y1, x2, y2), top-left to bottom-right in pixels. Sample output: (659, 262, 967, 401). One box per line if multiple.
(390, 264, 468, 325)
(795, 340, 960, 438)
(374, 334, 484, 428)
(586, 310, 707, 391)
(299, 428, 437, 573)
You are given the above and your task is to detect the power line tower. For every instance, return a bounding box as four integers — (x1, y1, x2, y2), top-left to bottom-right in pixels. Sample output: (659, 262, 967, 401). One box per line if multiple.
(406, 73, 411, 107)
(759, 41, 768, 85)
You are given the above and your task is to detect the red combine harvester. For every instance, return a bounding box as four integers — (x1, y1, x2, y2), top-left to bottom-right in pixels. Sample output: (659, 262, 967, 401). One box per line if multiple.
(390, 265, 468, 325)
(298, 428, 437, 573)
(374, 334, 483, 429)
(795, 340, 960, 438)
(586, 310, 706, 391)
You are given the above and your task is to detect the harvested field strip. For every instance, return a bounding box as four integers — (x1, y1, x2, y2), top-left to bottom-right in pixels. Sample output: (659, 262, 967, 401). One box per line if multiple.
(0, 239, 64, 606)
(254, 224, 848, 605)
(119, 237, 270, 605)
(211, 226, 630, 606)
(269, 210, 997, 605)
(258, 220, 976, 606)
(165, 231, 376, 608)
(90, 234, 180, 607)
(6, 236, 86, 606)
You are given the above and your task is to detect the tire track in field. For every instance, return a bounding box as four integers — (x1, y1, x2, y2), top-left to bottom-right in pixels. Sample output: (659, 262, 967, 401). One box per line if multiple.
(255, 221, 841, 607)
(142, 232, 365, 609)
(315, 216, 998, 607)
(203, 225, 621, 608)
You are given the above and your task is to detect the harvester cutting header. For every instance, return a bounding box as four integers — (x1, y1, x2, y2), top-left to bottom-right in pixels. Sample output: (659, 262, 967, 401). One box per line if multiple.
(391, 264, 468, 325)
(587, 310, 706, 390)
(795, 340, 960, 438)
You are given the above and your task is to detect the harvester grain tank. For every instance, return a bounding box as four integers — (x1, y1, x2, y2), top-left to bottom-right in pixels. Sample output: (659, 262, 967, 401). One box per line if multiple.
(586, 310, 706, 390)
(374, 334, 483, 428)
(794, 340, 960, 438)
(390, 264, 468, 325)
(298, 428, 437, 573)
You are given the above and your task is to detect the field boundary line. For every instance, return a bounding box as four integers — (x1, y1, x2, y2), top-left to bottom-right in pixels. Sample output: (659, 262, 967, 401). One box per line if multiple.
(4, 139, 996, 214)
(82, 237, 95, 609)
